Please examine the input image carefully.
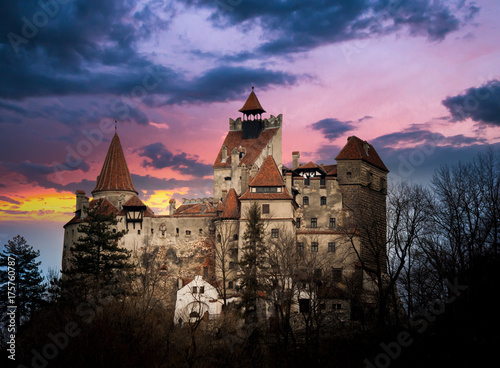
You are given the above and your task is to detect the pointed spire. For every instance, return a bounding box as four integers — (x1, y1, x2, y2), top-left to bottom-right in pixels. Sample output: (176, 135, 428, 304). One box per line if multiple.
(239, 86, 266, 116)
(92, 132, 138, 195)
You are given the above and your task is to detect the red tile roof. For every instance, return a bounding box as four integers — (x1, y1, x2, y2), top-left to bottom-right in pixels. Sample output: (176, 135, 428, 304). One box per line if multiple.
(249, 155, 284, 187)
(321, 164, 337, 176)
(297, 161, 320, 170)
(239, 88, 266, 115)
(220, 188, 240, 219)
(63, 198, 119, 227)
(92, 133, 138, 194)
(213, 127, 279, 168)
(122, 195, 146, 208)
(335, 136, 389, 172)
(174, 201, 217, 216)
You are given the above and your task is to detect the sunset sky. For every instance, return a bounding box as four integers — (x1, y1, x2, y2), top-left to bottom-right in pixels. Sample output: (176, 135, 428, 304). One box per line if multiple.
(1, 0, 499, 274)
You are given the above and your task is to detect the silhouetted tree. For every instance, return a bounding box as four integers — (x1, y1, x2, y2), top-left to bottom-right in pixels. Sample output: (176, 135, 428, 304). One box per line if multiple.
(0, 235, 45, 331)
(63, 199, 131, 298)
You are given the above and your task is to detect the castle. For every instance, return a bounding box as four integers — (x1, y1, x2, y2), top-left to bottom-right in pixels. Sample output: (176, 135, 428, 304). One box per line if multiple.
(62, 88, 389, 321)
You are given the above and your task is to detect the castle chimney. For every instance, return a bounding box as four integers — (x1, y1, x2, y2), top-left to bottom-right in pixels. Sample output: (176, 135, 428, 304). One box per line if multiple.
(169, 198, 176, 215)
(221, 145, 228, 163)
(292, 151, 300, 170)
(75, 190, 86, 217)
(240, 164, 249, 194)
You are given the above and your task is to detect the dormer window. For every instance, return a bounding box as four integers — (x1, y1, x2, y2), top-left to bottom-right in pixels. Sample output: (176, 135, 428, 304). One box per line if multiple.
(255, 187, 279, 193)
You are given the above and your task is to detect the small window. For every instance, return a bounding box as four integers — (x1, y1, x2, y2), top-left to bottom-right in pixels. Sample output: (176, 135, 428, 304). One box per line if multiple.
(296, 218, 301, 228)
(233, 234, 238, 240)
(299, 299, 310, 313)
(229, 262, 234, 269)
(112, 229, 116, 234)
(311, 242, 318, 252)
(332, 268, 342, 283)
(137, 229, 141, 235)
(347, 171, 352, 176)
(297, 242, 304, 253)
(329, 218, 336, 228)
(321, 196, 327, 205)
(217, 234, 222, 242)
(262, 204, 270, 214)
(311, 218, 317, 228)
(303, 196, 309, 206)
(228, 281, 234, 289)
(224, 176, 231, 181)
(199, 286, 205, 294)
(176, 228, 179, 236)
(151, 228, 154, 234)
(199, 229, 203, 235)
(304, 177, 310, 186)
(333, 303, 342, 311)
(192, 286, 198, 294)
(328, 242, 335, 252)
(186, 230, 191, 236)
(320, 177, 326, 186)
(271, 229, 279, 238)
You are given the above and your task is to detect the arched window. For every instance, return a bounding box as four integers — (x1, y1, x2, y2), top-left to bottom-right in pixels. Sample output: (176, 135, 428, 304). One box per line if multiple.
(321, 196, 327, 205)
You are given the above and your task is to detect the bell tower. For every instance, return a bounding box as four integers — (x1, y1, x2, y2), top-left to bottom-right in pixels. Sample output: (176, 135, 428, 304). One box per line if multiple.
(239, 86, 266, 139)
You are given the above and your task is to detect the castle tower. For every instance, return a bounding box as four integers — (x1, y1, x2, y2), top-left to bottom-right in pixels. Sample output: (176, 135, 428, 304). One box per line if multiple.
(335, 136, 389, 269)
(92, 132, 138, 209)
(213, 88, 283, 200)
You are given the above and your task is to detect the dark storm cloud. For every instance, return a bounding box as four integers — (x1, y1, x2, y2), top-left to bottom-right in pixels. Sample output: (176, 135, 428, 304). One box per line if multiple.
(2, 160, 91, 192)
(162, 66, 300, 105)
(310, 118, 356, 140)
(188, 0, 479, 57)
(0, 196, 22, 205)
(363, 125, 491, 182)
(370, 124, 486, 148)
(137, 143, 212, 177)
(442, 79, 500, 126)
(0, 1, 302, 105)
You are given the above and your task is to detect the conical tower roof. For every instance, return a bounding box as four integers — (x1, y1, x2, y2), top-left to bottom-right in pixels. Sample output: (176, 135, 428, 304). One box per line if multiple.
(239, 87, 266, 115)
(220, 188, 240, 219)
(92, 133, 138, 195)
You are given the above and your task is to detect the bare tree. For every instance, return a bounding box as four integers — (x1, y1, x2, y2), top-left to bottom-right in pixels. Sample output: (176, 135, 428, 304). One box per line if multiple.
(430, 150, 500, 282)
(208, 217, 239, 307)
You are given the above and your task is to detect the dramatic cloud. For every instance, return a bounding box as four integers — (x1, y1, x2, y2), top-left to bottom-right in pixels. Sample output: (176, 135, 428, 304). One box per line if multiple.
(310, 118, 356, 140)
(442, 79, 500, 126)
(371, 124, 486, 149)
(310, 116, 371, 140)
(188, 0, 479, 57)
(0, 196, 21, 205)
(137, 142, 212, 177)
